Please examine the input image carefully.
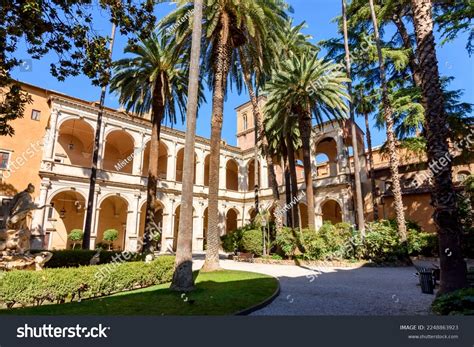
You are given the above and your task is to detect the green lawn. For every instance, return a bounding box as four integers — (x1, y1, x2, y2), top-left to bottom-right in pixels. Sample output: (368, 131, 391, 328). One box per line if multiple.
(0, 270, 278, 315)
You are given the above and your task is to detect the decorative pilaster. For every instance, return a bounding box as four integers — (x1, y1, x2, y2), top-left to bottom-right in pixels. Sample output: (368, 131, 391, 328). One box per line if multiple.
(44, 108, 60, 160)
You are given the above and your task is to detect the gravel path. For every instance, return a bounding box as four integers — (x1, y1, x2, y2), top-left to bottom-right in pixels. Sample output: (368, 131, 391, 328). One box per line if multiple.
(193, 258, 435, 315)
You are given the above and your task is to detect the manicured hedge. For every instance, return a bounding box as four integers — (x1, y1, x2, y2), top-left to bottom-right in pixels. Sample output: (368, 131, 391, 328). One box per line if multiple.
(32, 250, 146, 268)
(0, 256, 174, 309)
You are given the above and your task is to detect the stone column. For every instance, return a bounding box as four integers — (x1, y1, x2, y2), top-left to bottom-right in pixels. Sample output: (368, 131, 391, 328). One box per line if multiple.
(132, 132, 146, 176)
(195, 149, 205, 187)
(336, 131, 347, 175)
(219, 155, 226, 190)
(160, 198, 175, 253)
(166, 142, 177, 182)
(124, 193, 142, 252)
(44, 108, 60, 160)
(30, 180, 51, 249)
(238, 160, 246, 192)
(261, 158, 269, 189)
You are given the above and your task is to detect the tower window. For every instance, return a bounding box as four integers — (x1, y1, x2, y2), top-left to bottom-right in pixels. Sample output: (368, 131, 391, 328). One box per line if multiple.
(243, 114, 248, 130)
(31, 109, 41, 121)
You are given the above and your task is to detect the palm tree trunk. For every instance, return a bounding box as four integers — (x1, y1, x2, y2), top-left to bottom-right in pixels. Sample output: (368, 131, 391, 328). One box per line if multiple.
(363, 108, 378, 221)
(369, 0, 407, 241)
(143, 87, 164, 252)
(171, 0, 203, 291)
(282, 146, 293, 228)
(342, 0, 366, 235)
(298, 110, 315, 229)
(202, 13, 231, 272)
(286, 134, 300, 228)
(410, 0, 467, 294)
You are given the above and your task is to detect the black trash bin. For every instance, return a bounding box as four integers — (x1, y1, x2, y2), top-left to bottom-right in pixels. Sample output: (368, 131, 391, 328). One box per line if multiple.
(419, 270, 434, 294)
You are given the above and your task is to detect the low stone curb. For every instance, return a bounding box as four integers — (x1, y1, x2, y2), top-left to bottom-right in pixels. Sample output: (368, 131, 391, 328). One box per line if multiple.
(234, 274, 280, 316)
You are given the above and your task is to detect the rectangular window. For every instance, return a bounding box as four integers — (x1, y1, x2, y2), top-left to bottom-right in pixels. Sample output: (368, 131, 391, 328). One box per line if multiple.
(31, 109, 41, 121)
(47, 202, 55, 219)
(0, 152, 9, 169)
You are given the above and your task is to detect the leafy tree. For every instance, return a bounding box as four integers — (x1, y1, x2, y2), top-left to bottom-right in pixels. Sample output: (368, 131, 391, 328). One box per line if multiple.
(110, 32, 203, 253)
(265, 54, 349, 228)
(1, 0, 159, 136)
(68, 229, 84, 250)
(103, 229, 119, 251)
(410, 0, 468, 293)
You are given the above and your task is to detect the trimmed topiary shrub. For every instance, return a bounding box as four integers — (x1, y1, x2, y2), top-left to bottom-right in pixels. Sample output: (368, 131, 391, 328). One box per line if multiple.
(431, 288, 474, 315)
(0, 256, 174, 309)
(103, 229, 119, 250)
(241, 229, 263, 256)
(67, 229, 83, 250)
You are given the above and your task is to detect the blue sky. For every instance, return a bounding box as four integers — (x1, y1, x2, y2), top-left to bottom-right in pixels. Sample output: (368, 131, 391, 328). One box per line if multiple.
(11, 0, 473, 148)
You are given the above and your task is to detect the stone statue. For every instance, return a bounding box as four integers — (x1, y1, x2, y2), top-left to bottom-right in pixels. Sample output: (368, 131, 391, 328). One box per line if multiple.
(0, 184, 52, 271)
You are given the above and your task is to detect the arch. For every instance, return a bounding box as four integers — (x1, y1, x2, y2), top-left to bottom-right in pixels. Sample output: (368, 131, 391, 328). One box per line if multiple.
(47, 190, 86, 250)
(248, 207, 257, 222)
(226, 159, 239, 191)
(103, 130, 135, 174)
(141, 140, 168, 178)
(96, 195, 128, 251)
(247, 159, 261, 192)
(225, 208, 239, 234)
(175, 148, 197, 183)
(321, 199, 342, 225)
(315, 137, 338, 177)
(138, 199, 164, 239)
(56, 119, 94, 167)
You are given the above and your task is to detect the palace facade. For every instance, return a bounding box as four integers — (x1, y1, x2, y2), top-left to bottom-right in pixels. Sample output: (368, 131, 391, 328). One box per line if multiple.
(0, 82, 472, 252)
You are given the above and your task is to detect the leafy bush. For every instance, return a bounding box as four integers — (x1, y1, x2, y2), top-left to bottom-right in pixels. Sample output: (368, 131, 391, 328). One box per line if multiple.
(432, 288, 474, 315)
(221, 223, 256, 253)
(67, 229, 83, 250)
(32, 250, 145, 268)
(275, 227, 297, 257)
(363, 221, 404, 262)
(299, 229, 326, 260)
(0, 256, 174, 309)
(241, 229, 263, 256)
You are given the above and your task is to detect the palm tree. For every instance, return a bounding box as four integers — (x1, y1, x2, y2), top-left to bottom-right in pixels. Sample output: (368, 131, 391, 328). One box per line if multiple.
(162, 0, 287, 271)
(110, 33, 194, 252)
(171, 0, 204, 292)
(353, 83, 379, 221)
(368, 0, 407, 241)
(265, 54, 350, 228)
(342, 0, 365, 235)
(410, 0, 467, 293)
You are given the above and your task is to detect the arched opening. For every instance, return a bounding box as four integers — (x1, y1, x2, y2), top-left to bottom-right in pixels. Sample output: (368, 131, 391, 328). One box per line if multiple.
(173, 204, 195, 251)
(299, 203, 309, 229)
(103, 130, 135, 174)
(247, 160, 260, 192)
(48, 190, 86, 250)
(456, 170, 470, 183)
(321, 199, 342, 224)
(248, 207, 257, 223)
(96, 195, 128, 250)
(56, 119, 94, 167)
(225, 209, 238, 234)
(141, 141, 168, 178)
(226, 159, 239, 191)
(176, 148, 196, 183)
(204, 155, 210, 187)
(138, 200, 164, 239)
(315, 137, 338, 177)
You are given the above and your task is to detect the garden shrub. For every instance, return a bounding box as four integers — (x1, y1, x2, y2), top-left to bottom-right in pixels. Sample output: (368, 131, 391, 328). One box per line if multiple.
(32, 250, 145, 268)
(103, 229, 119, 250)
(299, 229, 327, 260)
(241, 229, 263, 256)
(275, 227, 297, 257)
(0, 256, 174, 309)
(68, 229, 83, 250)
(431, 288, 474, 315)
(221, 223, 257, 253)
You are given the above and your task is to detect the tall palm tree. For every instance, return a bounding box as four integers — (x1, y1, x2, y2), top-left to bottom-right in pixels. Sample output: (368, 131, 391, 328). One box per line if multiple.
(162, 0, 287, 271)
(368, 0, 407, 241)
(342, 0, 365, 235)
(265, 54, 350, 228)
(110, 33, 195, 251)
(410, 0, 467, 293)
(353, 83, 379, 221)
(171, 0, 204, 292)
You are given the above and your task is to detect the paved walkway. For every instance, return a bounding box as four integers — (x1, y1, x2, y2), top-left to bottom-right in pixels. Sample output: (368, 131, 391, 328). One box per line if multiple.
(193, 258, 435, 315)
